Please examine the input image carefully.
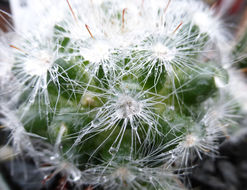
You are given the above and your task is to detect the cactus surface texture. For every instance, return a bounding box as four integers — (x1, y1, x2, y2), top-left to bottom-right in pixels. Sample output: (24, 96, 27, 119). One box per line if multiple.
(0, 0, 246, 189)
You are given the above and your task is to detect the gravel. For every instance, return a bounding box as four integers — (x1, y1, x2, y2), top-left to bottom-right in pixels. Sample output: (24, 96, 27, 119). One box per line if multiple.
(187, 129, 247, 190)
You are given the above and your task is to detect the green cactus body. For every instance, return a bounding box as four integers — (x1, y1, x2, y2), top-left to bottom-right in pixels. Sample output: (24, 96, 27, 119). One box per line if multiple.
(0, 0, 244, 189)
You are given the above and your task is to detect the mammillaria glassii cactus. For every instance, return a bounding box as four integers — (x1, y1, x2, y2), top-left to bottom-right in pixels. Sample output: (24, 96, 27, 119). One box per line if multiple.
(0, 0, 245, 189)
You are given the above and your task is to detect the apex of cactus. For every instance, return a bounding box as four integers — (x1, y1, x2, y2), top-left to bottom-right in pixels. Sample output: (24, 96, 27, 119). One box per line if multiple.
(0, 0, 245, 189)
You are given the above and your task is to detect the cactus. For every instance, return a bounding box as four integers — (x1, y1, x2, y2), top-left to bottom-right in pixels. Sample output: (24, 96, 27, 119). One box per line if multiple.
(0, 0, 245, 189)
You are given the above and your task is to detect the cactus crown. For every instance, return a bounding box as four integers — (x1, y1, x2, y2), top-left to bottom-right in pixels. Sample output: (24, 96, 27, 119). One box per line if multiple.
(0, 0, 243, 189)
